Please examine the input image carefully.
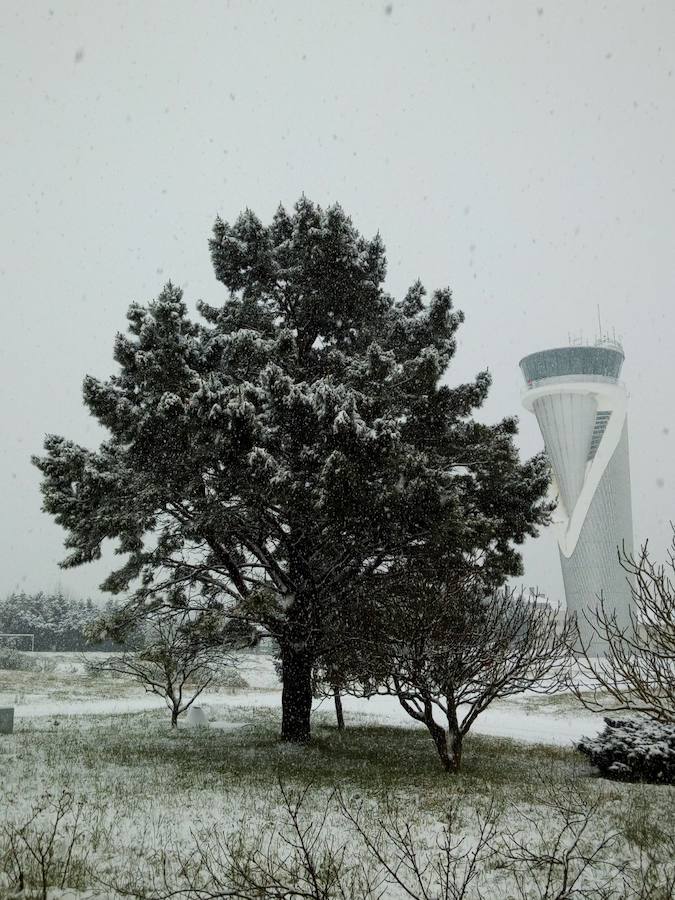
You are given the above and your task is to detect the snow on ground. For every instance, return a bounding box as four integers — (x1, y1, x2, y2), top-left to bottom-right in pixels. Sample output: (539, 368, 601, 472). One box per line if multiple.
(12, 693, 167, 719)
(210, 690, 602, 747)
(2, 652, 673, 900)
(2, 650, 604, 746)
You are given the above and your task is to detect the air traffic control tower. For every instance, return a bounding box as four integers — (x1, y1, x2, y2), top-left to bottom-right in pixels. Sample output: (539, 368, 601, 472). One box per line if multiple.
(519, 340, 634, 653)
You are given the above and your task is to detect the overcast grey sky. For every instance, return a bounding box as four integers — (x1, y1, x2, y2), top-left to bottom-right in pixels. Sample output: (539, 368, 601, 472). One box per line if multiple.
(1, 0, 673, 604)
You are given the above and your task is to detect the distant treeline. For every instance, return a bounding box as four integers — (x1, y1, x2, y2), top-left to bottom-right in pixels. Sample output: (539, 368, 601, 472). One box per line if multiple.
(0, 591, 126, 652)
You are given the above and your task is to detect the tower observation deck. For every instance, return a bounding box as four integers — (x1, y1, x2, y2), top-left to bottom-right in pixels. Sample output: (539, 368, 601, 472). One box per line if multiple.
(520, 340, 634, 653)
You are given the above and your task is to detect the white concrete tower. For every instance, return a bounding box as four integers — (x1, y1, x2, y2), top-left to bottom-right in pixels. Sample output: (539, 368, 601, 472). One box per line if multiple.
(519, 340, 634, 652)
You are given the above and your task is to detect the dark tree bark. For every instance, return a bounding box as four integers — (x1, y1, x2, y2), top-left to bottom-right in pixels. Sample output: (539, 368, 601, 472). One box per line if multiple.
(446, 700, 463, 771)
(280, 643, 313, 742)
(424, 713, 454, 773)
(333, 687, 345, 730)
(396, 688, 456, 773)
(171, 707, 179, 728)
(448, 725, 462, 771)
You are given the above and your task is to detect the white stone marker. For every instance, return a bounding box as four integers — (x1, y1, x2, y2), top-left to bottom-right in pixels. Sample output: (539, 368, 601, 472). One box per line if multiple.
(186, 705, 209, 728)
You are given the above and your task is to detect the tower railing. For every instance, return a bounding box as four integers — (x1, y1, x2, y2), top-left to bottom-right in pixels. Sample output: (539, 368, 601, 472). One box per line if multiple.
(522, 374, 625, 393)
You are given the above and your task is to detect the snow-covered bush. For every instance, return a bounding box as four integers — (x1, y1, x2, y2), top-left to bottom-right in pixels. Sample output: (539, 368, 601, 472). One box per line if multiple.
(0, 648, 55, 672)
(578, 717, 675, 784)
(210, 667, 248, 691)
(0, 647, 30, 670)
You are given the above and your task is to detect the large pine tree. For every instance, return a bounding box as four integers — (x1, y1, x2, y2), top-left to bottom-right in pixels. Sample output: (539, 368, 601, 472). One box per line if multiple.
(34, 197, 551, 741)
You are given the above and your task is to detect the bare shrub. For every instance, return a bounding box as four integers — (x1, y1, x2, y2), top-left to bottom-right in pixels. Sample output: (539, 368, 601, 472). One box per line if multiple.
(623, 842, 675, 900)
(16, 775, 671, 900)
(337, 789, 499, 900)
(121, 777, 656, 900)
(616, 794, 675, 900)
(496, 778, 626, 900)
(570, 535, 675, 724)
(0, 790, 87, 900)
(113, 782, 378, 900)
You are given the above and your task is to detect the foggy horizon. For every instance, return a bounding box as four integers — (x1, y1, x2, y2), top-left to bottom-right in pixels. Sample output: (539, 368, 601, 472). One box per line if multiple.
(2, 0, 674, 604)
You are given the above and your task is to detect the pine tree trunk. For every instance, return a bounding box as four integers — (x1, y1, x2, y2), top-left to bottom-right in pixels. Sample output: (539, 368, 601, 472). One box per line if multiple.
(333, 687, 345, 730)
(280, 643, 313, 742)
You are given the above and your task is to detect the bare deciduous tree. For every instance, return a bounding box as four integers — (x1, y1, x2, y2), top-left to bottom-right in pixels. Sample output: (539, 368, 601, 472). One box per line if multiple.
(92, 612, 233, 727)
(346, 572, 573, 773)
(570, 533, 675, 723)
